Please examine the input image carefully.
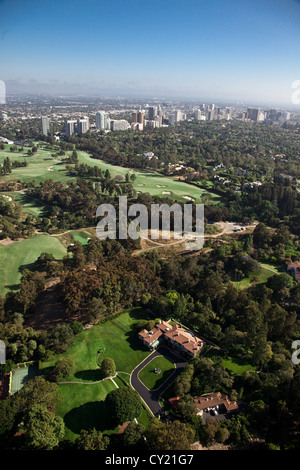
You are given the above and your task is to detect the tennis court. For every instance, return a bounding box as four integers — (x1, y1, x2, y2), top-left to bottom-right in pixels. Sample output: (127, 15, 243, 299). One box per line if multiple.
(10, 363, 40, 395)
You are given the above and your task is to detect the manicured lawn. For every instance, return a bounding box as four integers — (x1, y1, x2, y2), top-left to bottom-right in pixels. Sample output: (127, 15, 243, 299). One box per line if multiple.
(0, 144, 71, 185)
(1, 192, 47, 218)
(40, 308, 150, 379)
(39, 308, 152, 441)
(71, 229, 93, 245)
(78, 151, 221, 204)
(138, 355, 175, 390)
(234, 263, 281, 290)
(1, 143, 222, 203)
(221, 356, 256, 375)
(206, 349, 256, 375)
(0, 234, 67, 295)
(55, 379, 118, 441)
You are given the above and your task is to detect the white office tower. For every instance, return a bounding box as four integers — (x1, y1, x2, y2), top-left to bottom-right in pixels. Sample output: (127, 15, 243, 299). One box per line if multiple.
(175, 110, 183, 122)
(194, 109, 202, 120)
(110, 119, 130, 131)
(154, 115, 162, 128)
(65, 120, 77, 137)
(41, 116, 50, 135)
(96, 111, 109, 130)
(77, 116, 89, 134)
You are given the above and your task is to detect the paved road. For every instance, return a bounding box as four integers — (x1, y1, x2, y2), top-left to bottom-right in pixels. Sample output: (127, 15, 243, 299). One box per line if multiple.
(130, 346, 187, 416)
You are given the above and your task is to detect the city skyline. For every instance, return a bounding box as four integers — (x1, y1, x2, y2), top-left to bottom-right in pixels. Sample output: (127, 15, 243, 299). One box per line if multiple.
(1, 0, 300, 106)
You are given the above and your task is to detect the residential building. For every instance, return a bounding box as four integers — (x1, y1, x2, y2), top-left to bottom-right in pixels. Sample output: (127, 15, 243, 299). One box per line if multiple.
(65, 119, 77, 137)
(169, 392, 240, 420)
(148, 106, 158, 120)
(41, 116, 50, 135)
(287, 261, 300, 284)
(137, 111, 144, 125)
(138, 320, 204, 358)
(77, 116, 89, 134)
(96, 111, 109, 130)
(110, 119, 130, 131)
(193, 392, 239, 415)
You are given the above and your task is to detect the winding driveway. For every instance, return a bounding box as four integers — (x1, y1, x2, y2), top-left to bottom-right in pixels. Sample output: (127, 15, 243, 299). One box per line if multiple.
(130, 346, 187, 416)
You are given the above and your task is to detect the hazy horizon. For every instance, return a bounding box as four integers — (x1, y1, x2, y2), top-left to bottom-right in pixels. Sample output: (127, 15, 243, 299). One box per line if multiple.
(1, 0, 300, 108)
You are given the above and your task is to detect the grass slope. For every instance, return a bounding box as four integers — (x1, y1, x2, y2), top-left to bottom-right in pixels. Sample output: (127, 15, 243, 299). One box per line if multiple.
(0, 234, 67, 295)
(0, 143, 221, 203)
(39, 308, 152, 440)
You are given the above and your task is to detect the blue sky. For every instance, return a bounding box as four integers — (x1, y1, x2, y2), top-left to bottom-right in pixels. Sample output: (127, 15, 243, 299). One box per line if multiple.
(1, 0, 300, 104)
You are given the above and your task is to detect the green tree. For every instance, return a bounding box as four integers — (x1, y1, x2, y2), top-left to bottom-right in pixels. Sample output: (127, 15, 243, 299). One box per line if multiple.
(14, 376, 61, 415)
(24, 404, 64, 450)
(122, 422, 145, 448)
(52, 358, 74, 382)
(147, 419, 195, 450)
(100, 357, 116, 378)
(75, 428, 109, 450)
(105, 388, 142, 424)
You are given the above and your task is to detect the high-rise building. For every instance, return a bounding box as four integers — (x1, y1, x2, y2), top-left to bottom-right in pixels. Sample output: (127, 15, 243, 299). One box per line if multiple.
(148, 106, 158, 120)
(41, 116, 50, 135)
(65, 120, 77, 137)
(110, 119, 130, 131)
(96, 111, 109, 130)
(175, 110, 183, 122)
(137, 111, 144, 125)
(247, 108, 260, 122)
(77, 116, 89, 134)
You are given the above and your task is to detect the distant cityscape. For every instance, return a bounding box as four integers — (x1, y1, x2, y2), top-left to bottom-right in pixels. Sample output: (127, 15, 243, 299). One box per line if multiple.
(0, 95, 298, 141)
(38, 102, 295, 138)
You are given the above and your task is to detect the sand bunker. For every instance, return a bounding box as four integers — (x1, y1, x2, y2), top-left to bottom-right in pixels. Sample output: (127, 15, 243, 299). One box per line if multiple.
(183, 196, 196, 201)
(162, 191, 172, 195)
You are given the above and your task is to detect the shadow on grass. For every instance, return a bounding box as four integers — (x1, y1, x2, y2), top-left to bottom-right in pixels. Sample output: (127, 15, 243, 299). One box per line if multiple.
(74, 369, 102, 381)
(64, 400, 113, 435)
(5, 283, 20, 291)
(123, 307, 151, 352)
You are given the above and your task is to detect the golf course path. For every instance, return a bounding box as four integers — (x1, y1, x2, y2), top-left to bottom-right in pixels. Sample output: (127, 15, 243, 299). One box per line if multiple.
(130, 346, 187, 416)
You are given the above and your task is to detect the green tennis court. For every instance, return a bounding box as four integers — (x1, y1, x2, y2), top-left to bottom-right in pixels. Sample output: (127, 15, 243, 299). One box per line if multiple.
(10, 364, 40, 395)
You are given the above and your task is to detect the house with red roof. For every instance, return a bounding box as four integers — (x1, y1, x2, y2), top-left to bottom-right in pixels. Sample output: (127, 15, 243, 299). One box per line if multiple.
(138, 320, 204, 358)
(287, 261, 300, 284)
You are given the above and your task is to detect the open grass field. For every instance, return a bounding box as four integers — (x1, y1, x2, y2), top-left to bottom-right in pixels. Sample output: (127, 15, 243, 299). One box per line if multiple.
(206, 349, 256, 375)
(40, 308, 150, 379)
(0, 144, 71, 185)
(38, 308, 152, 440)
(233, 263, 281, 290)
(0, 234, 67, 295)
(1, 191, 48, 217)
(138, 355, 175, 390)
(0, 143, 221, 204)
(55, 379, 118, 441)
(77, 151, 221, 204)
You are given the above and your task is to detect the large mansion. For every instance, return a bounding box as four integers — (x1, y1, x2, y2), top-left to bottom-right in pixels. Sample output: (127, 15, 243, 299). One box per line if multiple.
(138, 320, 204, 358)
